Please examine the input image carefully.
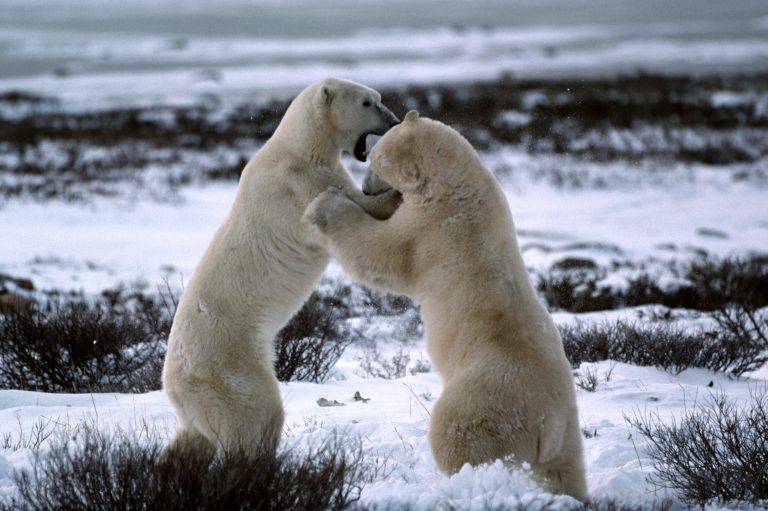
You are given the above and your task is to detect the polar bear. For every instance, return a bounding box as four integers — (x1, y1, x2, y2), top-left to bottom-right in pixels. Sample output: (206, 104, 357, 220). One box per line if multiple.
(304, 110, 588, 501)
(162, 78, 401, 457)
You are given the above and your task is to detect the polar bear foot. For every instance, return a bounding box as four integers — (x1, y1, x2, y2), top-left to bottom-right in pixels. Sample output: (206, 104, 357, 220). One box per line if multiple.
(163, 426, 215, 460)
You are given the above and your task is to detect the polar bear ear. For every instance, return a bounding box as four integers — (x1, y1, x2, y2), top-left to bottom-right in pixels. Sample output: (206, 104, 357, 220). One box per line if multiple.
(319, 85, 335, 106)
(403, 163, 419, 181)
(404, 110, 420, 123)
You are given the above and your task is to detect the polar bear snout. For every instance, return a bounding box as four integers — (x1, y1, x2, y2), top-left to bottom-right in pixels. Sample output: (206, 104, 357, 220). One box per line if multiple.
(377, 103, 400, 131)
(362, 166, 393, 196)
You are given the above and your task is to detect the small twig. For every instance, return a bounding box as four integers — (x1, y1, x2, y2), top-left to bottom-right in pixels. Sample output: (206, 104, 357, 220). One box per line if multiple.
(400, 382, 431, 417)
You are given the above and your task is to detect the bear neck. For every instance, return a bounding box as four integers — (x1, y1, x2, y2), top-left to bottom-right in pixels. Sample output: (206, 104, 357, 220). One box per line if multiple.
(409, 158, 492, 217)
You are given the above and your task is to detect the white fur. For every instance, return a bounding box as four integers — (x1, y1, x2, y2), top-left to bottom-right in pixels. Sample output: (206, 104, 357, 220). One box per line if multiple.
(162, 78, 400, 456)
(304, 111, 588, 501)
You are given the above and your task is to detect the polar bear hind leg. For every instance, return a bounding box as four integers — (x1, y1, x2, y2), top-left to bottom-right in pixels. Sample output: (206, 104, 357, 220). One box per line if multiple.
(167, 357, 284, 457)
(540, 422, 589, 502)
(428, 378, 537, 474)
(429, 376, 588, 501)
(164, 426, 215, 459)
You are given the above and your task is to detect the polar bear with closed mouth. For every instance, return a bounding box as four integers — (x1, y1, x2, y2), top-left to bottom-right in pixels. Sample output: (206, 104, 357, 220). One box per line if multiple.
(162, 78, 401, 457)
(304, 110, 588, 501)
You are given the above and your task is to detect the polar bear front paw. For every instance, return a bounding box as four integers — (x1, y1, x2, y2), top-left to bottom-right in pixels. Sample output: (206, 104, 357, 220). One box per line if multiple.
(304, 187, 355, 234)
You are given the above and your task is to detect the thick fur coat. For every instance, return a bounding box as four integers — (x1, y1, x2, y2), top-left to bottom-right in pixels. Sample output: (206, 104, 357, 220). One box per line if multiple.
(162, 78, 400, 456)
(304, 110, 588, 501)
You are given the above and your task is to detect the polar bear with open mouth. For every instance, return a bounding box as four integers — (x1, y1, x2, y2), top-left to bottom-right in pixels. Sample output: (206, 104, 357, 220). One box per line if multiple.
(163, 78, 401, 457)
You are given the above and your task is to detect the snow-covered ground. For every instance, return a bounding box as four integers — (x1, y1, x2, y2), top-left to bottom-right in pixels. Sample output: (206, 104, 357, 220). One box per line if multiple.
(0, 156, 764, 295)
(1, 350, 767, 508)
(1, 152, 766, 508)
(2, 0, 768, 508)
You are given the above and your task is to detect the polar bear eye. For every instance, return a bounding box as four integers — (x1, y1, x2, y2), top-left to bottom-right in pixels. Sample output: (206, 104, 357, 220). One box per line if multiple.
(362, 100, 372, 108)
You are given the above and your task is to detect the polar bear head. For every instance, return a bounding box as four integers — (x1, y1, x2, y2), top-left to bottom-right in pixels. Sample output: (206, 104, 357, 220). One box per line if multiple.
(313, 78, 400, 162)
(368, 110, 480, 194)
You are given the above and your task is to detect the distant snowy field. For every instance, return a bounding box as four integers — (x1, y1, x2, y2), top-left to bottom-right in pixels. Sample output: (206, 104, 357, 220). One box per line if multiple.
(0, 166, 765, 295)
(2, 0, 768, 509)
(2, 0, 768, 107)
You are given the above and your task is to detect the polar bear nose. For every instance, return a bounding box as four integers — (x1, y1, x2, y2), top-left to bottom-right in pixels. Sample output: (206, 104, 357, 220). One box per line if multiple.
(379, 104, 400, 128)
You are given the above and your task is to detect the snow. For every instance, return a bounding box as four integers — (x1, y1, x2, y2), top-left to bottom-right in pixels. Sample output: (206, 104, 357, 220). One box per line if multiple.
(2, 0, 768, 507)
(0, 152, 766, 507)
(4, 36, 768, 111)
(0, 156, 764, 295)
(1, 358, 765, 507)
(0, 184, 234, 293)
(2, 0, 768, 108)
(0, 141, 765, 509)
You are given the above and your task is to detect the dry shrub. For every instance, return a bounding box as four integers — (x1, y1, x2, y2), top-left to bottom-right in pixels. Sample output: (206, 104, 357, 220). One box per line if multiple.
(539, 255, 768, 314)
(1, 427, 368, 511)
(0, 295, 171, 393)
(561, 317, 767, 377)
(356, 344, 412, 380)
(274, 290, 356, 383)
(627, 389, 768, 507)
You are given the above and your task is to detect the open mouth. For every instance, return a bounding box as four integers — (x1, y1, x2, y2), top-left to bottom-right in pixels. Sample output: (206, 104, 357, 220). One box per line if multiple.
(354, 132, 380, 162)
